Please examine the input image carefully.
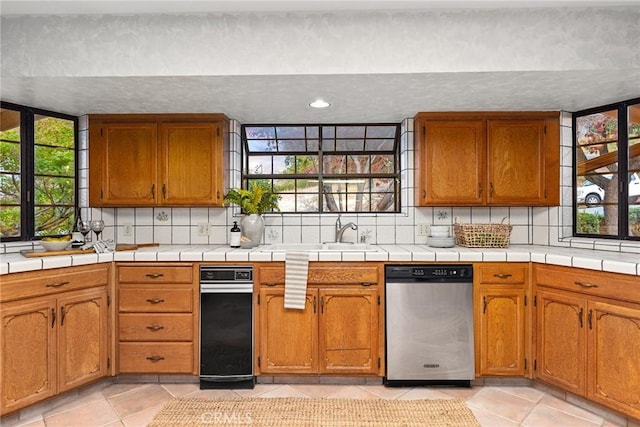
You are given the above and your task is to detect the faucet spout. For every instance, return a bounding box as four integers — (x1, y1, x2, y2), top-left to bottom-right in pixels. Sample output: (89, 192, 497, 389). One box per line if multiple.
(335, 215, 358, 243)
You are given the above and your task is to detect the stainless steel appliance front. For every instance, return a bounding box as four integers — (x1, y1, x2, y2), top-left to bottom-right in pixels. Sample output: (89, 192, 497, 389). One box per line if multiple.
(384, 264, 474, 386)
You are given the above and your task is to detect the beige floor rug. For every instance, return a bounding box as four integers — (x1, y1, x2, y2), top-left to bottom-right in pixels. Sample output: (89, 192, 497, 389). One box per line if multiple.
(147, 397, 481, 426)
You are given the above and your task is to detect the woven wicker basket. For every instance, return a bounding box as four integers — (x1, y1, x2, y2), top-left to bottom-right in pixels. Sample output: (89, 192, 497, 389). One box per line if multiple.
(453, 218, 512, 248)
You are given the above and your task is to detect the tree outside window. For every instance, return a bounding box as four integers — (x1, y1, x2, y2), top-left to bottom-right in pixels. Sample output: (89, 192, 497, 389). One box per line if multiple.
(0, 104, 77, 240)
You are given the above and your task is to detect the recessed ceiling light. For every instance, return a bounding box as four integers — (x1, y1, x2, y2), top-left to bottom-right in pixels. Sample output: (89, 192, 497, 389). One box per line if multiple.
(309, 99, 330, 108)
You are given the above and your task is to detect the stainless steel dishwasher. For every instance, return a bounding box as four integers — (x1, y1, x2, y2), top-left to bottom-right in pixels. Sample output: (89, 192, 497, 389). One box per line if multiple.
(384, 264, 474, 387)
(199, 265, 254, 389)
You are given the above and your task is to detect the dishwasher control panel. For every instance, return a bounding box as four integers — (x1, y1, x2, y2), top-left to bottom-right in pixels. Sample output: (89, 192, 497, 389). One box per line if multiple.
(386, 265, 473, 281)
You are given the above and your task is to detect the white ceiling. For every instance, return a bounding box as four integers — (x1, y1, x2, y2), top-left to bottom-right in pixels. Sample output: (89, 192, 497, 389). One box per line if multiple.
(1, 1, 639, 123)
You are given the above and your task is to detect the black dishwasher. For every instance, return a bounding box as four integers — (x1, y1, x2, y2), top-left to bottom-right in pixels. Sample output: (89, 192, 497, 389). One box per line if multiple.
(199, 266, 254, 389)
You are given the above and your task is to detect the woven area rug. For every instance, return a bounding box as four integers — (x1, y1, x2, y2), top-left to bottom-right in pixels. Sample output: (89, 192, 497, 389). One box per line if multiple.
(147, 397, 481, 426)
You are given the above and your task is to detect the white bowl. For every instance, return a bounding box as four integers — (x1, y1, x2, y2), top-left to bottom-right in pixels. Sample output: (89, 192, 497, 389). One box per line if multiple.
(430, 231, 450, 237)
(40, 240, 72, 251)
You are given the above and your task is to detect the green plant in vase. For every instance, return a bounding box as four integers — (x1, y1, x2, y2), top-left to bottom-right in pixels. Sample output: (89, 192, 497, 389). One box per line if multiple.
(223, 182, 280, 248)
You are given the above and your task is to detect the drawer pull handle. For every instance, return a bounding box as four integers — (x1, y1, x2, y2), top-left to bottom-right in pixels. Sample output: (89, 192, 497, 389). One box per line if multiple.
(574, 281, 598, 288)
(493, 274, 512, 279)
(51, 308, 56, 328)
(46, 281, 70, 288)
(265, 282, 277, 287)
(588, 309, 593, 330)
(361, 282, 373, 287)
(146, 355, 165, 362)
(483, 296, 488, 314)
(146, 298, 165, 304)
(146, 325, 165, 331)
(146, 273, 164, 279)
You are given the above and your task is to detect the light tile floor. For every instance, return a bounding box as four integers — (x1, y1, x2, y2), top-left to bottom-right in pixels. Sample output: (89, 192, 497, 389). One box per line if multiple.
(2, 382, 632, 427)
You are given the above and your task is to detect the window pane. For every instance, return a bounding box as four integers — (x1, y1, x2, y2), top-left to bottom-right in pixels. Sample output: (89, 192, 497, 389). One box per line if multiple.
(0, 108, 21, 239)
(278, 139, 306, 151)
(372, 154, 395, 174)
(248, 155, 272, 174)
(247, 139, 275, 152)
(0, 206, 20, 238)
(365, 139, 395, 151)
(336, 139, 364, 151)
(275, 126, 304, 139)
(273, 155, 294, 174)
(576, 110, 619, 237)
(34, 205, 74, 236)
(35, 115, 74, 148)
(246, 126, 275, 139)
(347, 155, 370, 174)
(366, 125, 397, 138)
(336, 126, 365, 138)
(35, 145, 75, 175)
(296, 155, 319, 174)
(323, 155, 346, 174)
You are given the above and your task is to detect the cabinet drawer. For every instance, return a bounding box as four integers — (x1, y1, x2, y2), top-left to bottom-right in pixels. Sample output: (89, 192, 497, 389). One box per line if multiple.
(478, 264, 527, 284)
(117, 264, 193, 284)
(259, 263, 379, 285)
(1, 264, 109, 302)
(535, 264, 639, 304)
(119, 313, 193, 341)
(119, 288, 193, 312)
(118, 342, 193, 373)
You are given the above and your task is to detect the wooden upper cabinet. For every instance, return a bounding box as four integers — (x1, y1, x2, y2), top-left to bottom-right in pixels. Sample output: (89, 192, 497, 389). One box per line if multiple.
(414, 112, 560, 206)
(89, 122, 157, 206)
(159, 122, 224, 205)
(416, 118, 485, 205)
(89, 114, 229, 207)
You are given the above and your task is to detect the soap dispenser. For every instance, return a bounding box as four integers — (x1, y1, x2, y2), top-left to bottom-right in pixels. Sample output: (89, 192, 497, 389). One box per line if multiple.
(230, 221, 241, 248)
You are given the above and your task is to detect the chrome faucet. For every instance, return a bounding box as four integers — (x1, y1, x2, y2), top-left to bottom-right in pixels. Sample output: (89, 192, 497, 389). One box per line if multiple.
(335, 215, 358, 243)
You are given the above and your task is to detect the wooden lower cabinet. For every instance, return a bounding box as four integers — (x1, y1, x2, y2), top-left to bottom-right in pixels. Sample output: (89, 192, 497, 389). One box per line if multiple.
(535, 264, 640, 420)
(256, 262, 383, 376)
(536, 289, 587, 395)
(258, 288, 318, 374)
(474, 263, 529, 377)
(116, 263, 197, 374)
(587, 300, 640, 418)
(0, 265, 110, 415)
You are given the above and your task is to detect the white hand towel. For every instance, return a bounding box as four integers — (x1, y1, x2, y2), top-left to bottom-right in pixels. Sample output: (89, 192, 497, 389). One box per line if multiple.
(284, 251, 309, 310)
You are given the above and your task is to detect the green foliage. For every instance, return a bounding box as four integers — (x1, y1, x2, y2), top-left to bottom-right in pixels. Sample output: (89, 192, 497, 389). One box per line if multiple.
(0, 116, 75, 238)
(577, 211, 602, 234)
(224, 182, 281, 215)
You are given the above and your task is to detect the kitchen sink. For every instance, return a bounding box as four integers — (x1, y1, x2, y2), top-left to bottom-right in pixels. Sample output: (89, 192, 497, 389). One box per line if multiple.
(259, 243, 379, 252)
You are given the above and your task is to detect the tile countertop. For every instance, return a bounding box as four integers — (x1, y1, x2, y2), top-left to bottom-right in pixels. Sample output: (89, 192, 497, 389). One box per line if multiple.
(1, 244, 639, 277)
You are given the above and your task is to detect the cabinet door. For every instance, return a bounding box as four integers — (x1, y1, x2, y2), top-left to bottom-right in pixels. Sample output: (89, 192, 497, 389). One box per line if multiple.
(57, 289, 108, 393)
(478, 286, 526, 376)
(318, 288, 379, 374)
(416, 119, 485, 205)
(587, 300, 640, 419)
(258, 288, 318, 374)
(159, 122, 224, 206)
(536, 289, 587, 395)
(487, 119, 547, 205)
(0, 298, 57, 414)
(90, 122, 157, 206)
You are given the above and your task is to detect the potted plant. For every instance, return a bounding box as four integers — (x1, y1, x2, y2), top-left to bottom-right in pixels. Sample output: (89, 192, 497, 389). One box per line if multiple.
(223, 182, 280, 248)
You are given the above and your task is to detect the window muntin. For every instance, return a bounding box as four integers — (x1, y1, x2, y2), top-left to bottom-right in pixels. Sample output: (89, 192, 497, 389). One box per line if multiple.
(243, 124, 400, 213)
(0, 103, 77, 241)
(574, 98, 640, 239)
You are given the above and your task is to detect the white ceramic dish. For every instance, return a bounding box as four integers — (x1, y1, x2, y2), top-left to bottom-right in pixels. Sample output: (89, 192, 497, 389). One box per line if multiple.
(40, 240, 72, 251)
(426, 236, 455, 248)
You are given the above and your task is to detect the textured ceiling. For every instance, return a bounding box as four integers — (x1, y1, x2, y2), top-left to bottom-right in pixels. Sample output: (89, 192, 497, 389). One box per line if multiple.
(1, 2, 639, 123)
